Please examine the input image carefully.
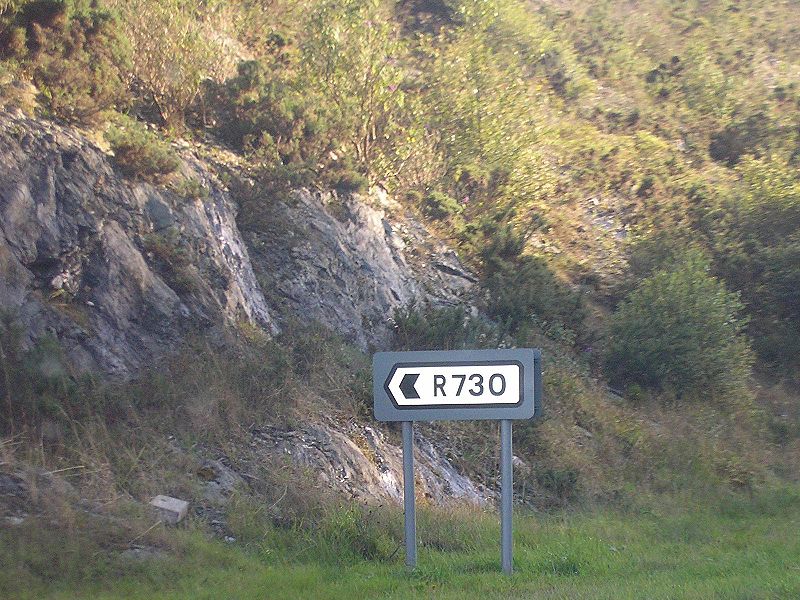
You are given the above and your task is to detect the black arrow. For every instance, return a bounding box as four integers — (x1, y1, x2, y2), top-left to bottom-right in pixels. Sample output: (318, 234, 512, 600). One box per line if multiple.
(399, 373, 420, 399)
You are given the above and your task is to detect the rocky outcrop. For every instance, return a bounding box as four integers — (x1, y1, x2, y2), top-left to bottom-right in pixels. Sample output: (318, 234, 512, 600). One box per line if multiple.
(245, 189, 478, 349)
(0, 110, 486, 507)
(249, 422, 492, 506)
(0, 110, 275, 375)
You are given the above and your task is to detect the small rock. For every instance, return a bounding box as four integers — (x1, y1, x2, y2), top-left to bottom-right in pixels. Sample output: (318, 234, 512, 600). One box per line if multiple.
(149, 495, 189, 525)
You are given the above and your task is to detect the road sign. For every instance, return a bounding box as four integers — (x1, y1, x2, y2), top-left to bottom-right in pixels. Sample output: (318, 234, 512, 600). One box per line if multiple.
(372, 348, 542, 575)
(373, 349, 541, 422)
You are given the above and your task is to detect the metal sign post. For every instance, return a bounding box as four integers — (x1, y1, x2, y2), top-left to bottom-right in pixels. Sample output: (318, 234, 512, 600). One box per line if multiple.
(500, 419, 513, 574)
(402, 420, 416, 568)
(373, 348, 542, 575)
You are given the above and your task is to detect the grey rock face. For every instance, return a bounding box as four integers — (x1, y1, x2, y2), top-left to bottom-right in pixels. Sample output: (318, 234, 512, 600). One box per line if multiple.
(0, 111, 275, 375)
(197, 459, 244, 505)
(252, 422, 491, 506)
(245, 189, 477, 349)
(0, 112, 485, 506)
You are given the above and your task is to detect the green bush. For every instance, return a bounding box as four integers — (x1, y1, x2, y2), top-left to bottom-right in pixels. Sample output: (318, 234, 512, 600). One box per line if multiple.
(420, 191, 463, 220)
(171, 177, 208, 201)
(207, 59, 335, 159)
(709, 159, 800, 375)
(486, 255, 586, 342)
(332, 169, 368, 195)
(106, 119, 180, 181)
(605, 253, 752, 400)
(476, 220, 527, 272)
(536, 467, 580, 504)
(1, 0, 132, 122)
(392, 304, 500, 351)
(709, 113, 771, 166)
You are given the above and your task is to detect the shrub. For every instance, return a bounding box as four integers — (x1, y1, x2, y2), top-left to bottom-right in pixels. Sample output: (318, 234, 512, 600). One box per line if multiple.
(207, 59, 335, 158)
(106, 119, 180, 181)
(536, 467, 580, 504)
(171, 177, 208, 201)
(486, 255, 586, 341)
(206, 57, 351, 198)
(420, 191, 463, 220)
(605, 253, 752, 400)
(709, 158, 800, 374)
(476, 220, 527, 272)
(1, 0, 132, 123)
(332, 169, 369, 195)
(392, 304, 500, 351)
(709, 113, 771, 166)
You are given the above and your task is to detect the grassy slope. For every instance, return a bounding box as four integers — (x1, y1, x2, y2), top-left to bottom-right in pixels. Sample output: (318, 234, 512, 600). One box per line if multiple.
(7, 487, 800, 599)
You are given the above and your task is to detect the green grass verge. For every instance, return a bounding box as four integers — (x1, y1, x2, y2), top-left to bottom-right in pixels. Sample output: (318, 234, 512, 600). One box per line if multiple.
(4, 487, 800, 599)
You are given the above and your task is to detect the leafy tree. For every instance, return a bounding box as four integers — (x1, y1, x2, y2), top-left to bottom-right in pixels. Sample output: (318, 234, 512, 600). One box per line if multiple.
(106, 0, 234, 128)
(606, 253, 752, 400)
(420, 19, 555, 212)
(300, 0, 406, 180)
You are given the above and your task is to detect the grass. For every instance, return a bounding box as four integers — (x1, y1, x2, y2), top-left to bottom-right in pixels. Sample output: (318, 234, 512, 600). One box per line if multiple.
(4, 487, 800, 599)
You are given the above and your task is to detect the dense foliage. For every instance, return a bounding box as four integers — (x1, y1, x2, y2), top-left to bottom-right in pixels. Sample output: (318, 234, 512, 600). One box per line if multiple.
(0, 0, 131, 121)
(1, 0, 798, 382)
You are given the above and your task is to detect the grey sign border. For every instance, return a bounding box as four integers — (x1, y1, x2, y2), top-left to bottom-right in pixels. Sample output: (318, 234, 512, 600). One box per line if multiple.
(373, 348, 541, 422)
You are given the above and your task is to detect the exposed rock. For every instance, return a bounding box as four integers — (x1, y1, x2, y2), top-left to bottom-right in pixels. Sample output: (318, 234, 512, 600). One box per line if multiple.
(252, 422, 491, 506)
(0, 111, 489, 507)
(0, 472, 30, 521)
(197, 459, 244, 505)
(0, 468, 78, 522)
(245, 189, 478, 350)
(0, 110, 275, 375)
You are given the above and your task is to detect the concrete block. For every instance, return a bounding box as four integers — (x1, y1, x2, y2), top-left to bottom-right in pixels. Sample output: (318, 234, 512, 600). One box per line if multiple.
(149, 495, 189, 525)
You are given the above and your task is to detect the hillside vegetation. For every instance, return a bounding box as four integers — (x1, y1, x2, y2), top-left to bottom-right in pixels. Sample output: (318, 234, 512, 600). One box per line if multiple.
(1, 0, 799, 595)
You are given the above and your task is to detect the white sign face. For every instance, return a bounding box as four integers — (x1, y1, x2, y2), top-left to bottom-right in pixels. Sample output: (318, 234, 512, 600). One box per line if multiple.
(386, 363, 522, 407)
(373, 349, 540, 422)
